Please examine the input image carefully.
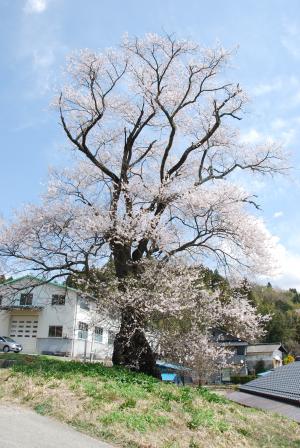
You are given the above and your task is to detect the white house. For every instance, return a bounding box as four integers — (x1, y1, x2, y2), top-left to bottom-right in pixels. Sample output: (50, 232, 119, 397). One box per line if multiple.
(0, 276, 119, 359)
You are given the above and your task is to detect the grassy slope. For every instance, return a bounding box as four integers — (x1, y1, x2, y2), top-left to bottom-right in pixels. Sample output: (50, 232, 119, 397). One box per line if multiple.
(0, 355, 299, 448)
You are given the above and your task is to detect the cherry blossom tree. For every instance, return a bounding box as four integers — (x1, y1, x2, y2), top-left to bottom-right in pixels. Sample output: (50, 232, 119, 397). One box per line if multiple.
(0, 34, 284, 375)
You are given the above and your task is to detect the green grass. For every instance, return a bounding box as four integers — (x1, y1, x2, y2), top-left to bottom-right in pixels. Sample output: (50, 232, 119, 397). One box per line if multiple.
(0, 353, 300, 448)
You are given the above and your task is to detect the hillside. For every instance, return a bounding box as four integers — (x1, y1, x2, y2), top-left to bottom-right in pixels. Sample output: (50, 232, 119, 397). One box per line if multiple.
(250, 284, 300, 353)
(0, 355, 299, 448)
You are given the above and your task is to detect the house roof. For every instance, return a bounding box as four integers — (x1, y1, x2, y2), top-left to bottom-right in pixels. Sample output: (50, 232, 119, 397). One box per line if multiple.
(156, 360, 192, 372)
(1, 275, 79, 292)
(240, 362, 300, 404)
(247, 343, 287, 355)
(211, 328, 248, 345)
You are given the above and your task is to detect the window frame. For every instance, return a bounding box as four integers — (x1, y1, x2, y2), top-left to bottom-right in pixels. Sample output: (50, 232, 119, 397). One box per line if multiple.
(94, 326, 103, 343)
(79, 298, 90, 311)
(20, 293, 33, 306)
(51, 294, 66, 306)
(236, 346, 245, 356)
(48, 326, 63, 338)
(78, 321, 88, 340)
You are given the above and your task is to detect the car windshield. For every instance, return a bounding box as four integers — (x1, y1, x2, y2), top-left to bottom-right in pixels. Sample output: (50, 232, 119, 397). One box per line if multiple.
(3, 337, 16, 343)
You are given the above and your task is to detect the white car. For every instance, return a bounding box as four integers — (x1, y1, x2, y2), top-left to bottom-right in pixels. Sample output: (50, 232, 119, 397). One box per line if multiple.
(0, 336, 23, 353)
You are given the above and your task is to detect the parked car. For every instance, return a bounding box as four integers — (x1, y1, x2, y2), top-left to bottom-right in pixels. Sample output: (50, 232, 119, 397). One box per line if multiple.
(0, 336, 23, 353)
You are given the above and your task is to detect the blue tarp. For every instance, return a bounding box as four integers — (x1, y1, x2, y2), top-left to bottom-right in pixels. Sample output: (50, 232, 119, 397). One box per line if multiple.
(161, 373, 177, 382)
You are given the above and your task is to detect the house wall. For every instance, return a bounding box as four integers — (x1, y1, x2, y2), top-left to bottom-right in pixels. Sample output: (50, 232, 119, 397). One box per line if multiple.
(0, 279, 77, 354)
(246, 354, 274, 371)
(72, 299, 118, 359)
(37, 338, 73, 355)
(0, 277, 120, 359)
(35, 285, 77, 340)
(0, 311, 9, 336)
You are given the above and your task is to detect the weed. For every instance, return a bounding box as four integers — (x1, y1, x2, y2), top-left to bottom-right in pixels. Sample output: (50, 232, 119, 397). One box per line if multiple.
(34, 400, 52, 416)
(158, 389, 179, 402)
(196, 387, 229, 404)
(187, 408, 214, 430)
(155, 400, 172, 412)
(237, 427, 251, 437)
(100, 410, 168, 433)
(119, 398, 137, 409)
(189, 438, 200, 448)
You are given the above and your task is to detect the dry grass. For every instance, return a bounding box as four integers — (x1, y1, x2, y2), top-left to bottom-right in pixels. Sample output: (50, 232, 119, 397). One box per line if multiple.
(0, 355, 299, 448)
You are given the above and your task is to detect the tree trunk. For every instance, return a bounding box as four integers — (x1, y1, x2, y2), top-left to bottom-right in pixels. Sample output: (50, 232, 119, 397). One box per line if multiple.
(112, 305, 159, 377)
(111, 243, 159, 377)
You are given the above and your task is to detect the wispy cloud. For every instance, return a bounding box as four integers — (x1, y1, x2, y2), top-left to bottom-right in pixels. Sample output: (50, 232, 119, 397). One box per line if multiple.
(271, 118, 287, 130)
(18, 1, 68, 98)
(252, 79, 283, 96)
(273, 211, 283, 218)
(24, 0, 48, 15)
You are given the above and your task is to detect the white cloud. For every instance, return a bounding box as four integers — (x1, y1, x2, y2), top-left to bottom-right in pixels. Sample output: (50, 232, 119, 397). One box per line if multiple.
(239, 128, 276, 145)
(266, 239, 300, 290)
(24, 0, 48, 14)
(273, 211, 283, 219)
(240, 129, 261, 144)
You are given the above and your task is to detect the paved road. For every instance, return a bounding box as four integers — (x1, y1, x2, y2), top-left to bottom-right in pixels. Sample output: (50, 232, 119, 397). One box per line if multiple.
(228, 391, 300, 422)
(0, 404, 114, 448)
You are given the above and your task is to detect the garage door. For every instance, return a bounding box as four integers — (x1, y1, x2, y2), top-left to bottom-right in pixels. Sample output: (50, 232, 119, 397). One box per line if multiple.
(9, 316, 38, 353)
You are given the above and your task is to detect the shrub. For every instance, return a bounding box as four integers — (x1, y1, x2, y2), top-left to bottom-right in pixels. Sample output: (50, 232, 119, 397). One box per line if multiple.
(231, 375, 256, 384)
(283, 354, 295, 365)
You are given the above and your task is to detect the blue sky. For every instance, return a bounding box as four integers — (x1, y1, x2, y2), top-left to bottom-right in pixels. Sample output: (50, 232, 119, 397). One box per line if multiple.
(1, 0, 300, 288)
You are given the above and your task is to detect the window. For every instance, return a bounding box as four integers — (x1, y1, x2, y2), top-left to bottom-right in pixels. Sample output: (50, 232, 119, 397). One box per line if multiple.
(236, 346, 245, 356)
(78, 321, 88, 339)
(51, 294, 65, 305)
(94, 327, 103, 343)
(79, 298, 90, 311)
(20, 293, 33, 306)
(48, 326, 63, 337)
(108, 330, 116, 345)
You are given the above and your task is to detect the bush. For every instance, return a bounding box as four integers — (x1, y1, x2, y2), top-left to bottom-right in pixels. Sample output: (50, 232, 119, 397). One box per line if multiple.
(283, 354, 295, 365)
(231, 375, 256, 384)
(254, 360, 265, 374)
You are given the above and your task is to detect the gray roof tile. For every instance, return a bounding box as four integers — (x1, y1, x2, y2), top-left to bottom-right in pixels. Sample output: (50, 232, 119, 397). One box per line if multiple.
(240, 362, 300, 404)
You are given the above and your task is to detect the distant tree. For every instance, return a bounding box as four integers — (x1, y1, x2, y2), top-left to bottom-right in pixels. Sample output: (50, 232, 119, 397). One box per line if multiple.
(289, 288, 300, 304)
(0, 274, 12, 284)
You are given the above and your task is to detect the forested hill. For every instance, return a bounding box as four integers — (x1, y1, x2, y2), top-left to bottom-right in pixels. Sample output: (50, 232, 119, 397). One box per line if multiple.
(250, 284, 300, 353)
(202, 268, 300, 354)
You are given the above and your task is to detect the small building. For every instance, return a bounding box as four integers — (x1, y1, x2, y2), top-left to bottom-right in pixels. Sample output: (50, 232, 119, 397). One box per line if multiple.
(246, 343, 288, 372)
(211, 329, 248, 383)
(156, 360, 194, 385)
(0, 276, 119, 360)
